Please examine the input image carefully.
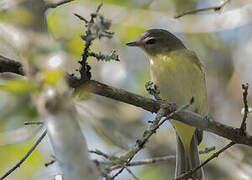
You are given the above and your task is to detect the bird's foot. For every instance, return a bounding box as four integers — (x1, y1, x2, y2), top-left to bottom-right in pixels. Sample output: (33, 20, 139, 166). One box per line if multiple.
(203, 114, 212, 122)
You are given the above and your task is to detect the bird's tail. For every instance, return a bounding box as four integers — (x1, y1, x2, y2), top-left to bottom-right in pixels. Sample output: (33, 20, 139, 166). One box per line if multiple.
(175, 133, 204, 180)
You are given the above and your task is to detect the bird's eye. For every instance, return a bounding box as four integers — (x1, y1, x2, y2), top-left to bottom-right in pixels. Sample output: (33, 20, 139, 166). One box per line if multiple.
(146, 38, 156, 45)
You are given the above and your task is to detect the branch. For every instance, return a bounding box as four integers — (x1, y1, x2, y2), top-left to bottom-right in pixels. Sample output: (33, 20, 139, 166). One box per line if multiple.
(125, 166, 140, 180)
(73, 3, 114, 82)
(0, 55, 24, 75)
(174, 141, 235, 180)
(240, 83, 249, 133)
(174, 0, 231, 18)
(45, 159, 56, 167)
(45, 0, 74, 10)
(93, 146, 215, 172)
(88, 51, 120, 62)
(0, 58, 252, 146)
(111, 100, 193, 179)
(24, 121, 44, 125)
(89, 149, 119, 161)
(198, 146, 216, 154)
(0, 130, 47, 180)
(109, 155, 175, 171)
(79, 80, 252, 146)
(107, 146, 215, 171)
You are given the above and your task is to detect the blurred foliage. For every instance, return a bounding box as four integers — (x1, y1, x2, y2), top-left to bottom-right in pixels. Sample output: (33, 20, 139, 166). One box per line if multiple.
(0, 7, 32, 25)
(137, 165, 166, 180)
(0, 79, 38, 94)
(0, 137, 46, 180)
(116, 25, 147, 43)
(0, 0, 252, 179)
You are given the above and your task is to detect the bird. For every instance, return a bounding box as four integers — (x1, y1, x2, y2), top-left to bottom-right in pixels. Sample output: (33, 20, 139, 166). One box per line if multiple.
(126, 29, 208, 180)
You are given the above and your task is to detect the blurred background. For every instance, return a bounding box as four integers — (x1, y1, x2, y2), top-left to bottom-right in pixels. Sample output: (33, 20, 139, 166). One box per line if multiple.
(0, 0, 252, 179)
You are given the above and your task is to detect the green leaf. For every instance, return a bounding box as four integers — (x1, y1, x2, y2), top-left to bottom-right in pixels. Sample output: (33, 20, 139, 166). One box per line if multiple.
(0, 79, 37, 94)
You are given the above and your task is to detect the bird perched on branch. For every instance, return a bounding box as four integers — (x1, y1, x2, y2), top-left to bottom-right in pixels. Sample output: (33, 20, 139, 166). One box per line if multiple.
(126, 29, 208, 180)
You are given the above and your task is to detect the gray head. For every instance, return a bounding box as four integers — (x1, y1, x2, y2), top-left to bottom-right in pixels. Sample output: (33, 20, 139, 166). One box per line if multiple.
(126, 29, 185, 56)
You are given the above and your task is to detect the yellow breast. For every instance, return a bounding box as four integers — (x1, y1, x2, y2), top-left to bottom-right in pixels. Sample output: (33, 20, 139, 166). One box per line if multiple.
(149, 49, 208, 150)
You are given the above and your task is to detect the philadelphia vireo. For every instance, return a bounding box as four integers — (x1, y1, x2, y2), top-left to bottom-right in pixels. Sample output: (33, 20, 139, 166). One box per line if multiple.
(126, 29, 208, 180)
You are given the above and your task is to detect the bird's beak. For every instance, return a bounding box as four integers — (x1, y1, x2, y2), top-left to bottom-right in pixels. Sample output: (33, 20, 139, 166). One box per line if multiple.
(126, 41, 141, 47)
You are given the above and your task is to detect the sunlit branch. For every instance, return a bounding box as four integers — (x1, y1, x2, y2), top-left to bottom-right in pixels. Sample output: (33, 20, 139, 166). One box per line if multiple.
(174, 0, 231, 18)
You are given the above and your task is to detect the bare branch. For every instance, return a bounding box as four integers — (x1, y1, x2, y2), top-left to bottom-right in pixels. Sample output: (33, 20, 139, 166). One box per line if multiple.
(0, 58, 251, 146)
(125, 166, 140, 180)
(112, 100, 192, 179)
(198, 146, 216, 154)
(174, 141, 235, 180)
(24, 121, 44, 125)
(80, 80, 252, 146)
(110, 155, 175, 171)
(108, 146, 215, 171)
(73, 13, 89, 23)
(0, 55, 24, 75)
(0, 130, 47, 180)
(45, 0, 74, 10)
(0, 56, 252, 146)
(89, 149, 119, 161)
(240, 83, 249, 133)
(96, 2, 103, 13)
(174, 0, 231, 18)
(44, 159, 56, 167)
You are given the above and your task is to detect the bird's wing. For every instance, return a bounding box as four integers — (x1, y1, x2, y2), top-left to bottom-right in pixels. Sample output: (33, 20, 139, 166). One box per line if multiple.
(185, 50, 205, 73)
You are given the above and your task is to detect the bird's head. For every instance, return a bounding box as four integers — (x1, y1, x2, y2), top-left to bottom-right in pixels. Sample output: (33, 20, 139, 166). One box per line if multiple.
(126, 29, 185, 56)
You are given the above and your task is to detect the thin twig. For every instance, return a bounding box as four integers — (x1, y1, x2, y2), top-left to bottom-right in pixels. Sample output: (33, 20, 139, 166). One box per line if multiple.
(174, 0, 231, 18)
(73, 13, 88, 23)
(45, 0, 74, 9)
(174, 141, 235, 180)
(198, 146, 216, 154)
(0, 130, 47, 180)
(89, 149, 119, 161)
(81, 2, 104, 66)
(24, 121, 44, 125)
(96, 2, 103, 13)
(240, 83, 249, 133)
(88, 51, 120, 62)
(45, 159, 56, 167)
(109, 146, 215, 171)
(112, 99, 193, 179)
(110, 155, 175, 171)
(125, 166, 140, 180)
